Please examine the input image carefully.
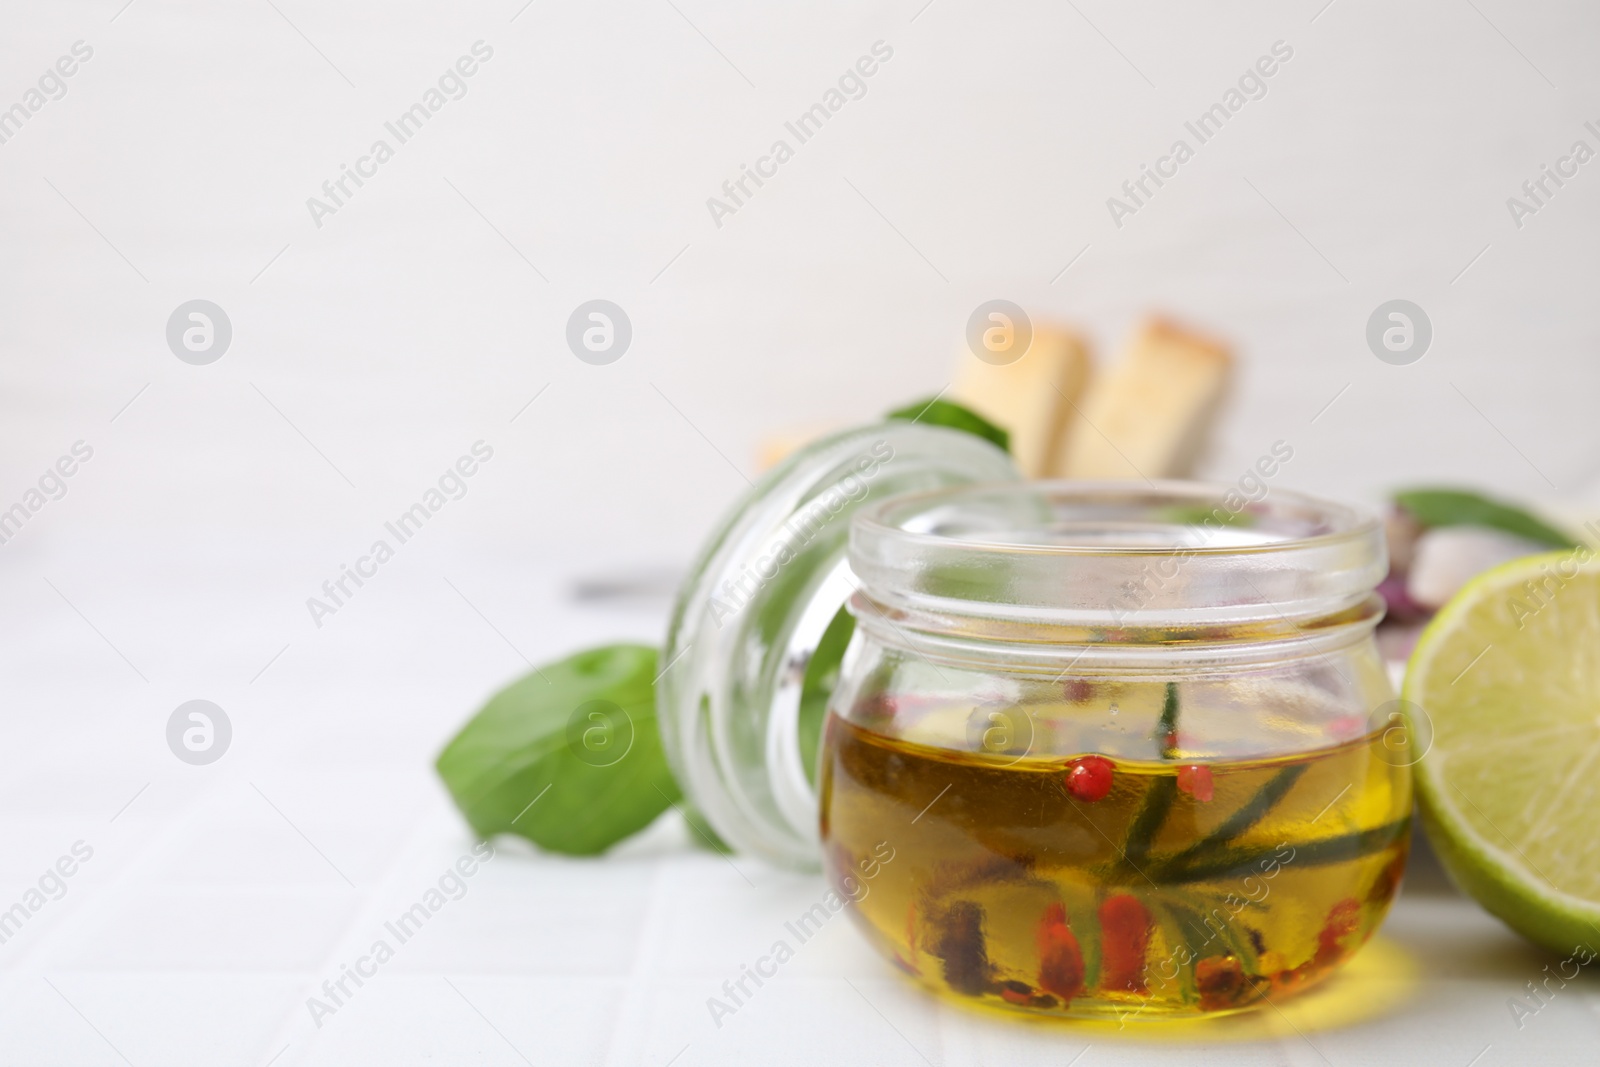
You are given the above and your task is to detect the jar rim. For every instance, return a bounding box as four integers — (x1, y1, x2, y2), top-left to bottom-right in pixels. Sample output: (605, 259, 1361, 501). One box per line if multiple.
(849, 479, 1387, 630)
(854, 479, 1379, 556)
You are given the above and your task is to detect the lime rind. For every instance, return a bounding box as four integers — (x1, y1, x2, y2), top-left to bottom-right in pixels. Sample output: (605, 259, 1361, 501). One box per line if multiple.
(1404, 548, 1600, 955)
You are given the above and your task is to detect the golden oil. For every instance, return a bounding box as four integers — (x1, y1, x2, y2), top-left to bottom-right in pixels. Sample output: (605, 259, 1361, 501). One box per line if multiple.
(818, 705, 1410, 1019)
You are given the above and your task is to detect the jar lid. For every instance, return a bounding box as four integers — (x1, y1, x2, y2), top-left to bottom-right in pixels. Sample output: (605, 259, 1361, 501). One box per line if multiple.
(657, 422, 1019, 868)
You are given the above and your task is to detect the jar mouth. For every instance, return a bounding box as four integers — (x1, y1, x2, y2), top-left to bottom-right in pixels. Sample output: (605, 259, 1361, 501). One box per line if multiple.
(849, 480, 1387, 633)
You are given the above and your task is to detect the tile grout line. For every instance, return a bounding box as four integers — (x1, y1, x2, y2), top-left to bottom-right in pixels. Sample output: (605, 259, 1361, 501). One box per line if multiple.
(243, 801, 446, 1066)
(600, 860, 686, 1067)
(0, 776, 232, 1010)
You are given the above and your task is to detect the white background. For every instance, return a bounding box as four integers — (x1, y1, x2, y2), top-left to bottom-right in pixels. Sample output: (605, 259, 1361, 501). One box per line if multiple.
(2, 0, 1598, 1064)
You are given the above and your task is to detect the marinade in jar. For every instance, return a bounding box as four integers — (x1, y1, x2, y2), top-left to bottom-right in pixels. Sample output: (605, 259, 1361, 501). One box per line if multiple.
(818, 683, 1411, 1019)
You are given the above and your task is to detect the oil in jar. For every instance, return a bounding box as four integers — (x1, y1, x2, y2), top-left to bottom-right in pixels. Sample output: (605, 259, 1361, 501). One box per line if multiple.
(817, 690, 1411, 1019)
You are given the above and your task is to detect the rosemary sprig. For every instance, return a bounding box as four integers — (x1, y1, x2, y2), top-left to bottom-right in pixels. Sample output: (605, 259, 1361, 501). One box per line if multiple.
(1114, 684, 1393, 888)
(1166, 897, 1260, 974)
(1156, 679, 1181, 750)
(1154, 817, 1411, 884)
(1120, 683, 1181, 871)
(1151, 763, 1310, 876)
(1123, 779, 1178, 870)
(1144, 900, 1201, 1004)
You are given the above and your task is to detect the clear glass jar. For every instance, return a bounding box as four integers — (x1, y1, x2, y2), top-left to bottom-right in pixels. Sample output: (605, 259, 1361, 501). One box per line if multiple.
(659, 431, 1410, 1020)
(659, 423, 1020, 868)
(819, 481, 1410, 1018)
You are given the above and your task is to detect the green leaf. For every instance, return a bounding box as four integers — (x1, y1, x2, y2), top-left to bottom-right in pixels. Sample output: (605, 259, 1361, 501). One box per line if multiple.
(435, 644, 680, 856)
(1157, 504, 1251, 529)
(1394, 488, 1575, 549)
(887, 396, 1010, 454)
(682, 805, 734, 854)
(799, 606, 855, 786)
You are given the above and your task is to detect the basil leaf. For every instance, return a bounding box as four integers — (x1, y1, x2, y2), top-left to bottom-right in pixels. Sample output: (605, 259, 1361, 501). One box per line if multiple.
(799, 606, 855, 786)
(683, 804, 733, 854)
(887, 396, 1011, 454)
(1394, 488, 1575, 549)
(435, 644, 680, 856)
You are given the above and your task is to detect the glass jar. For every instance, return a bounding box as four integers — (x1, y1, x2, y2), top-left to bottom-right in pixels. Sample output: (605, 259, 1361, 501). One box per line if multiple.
(660, 422, 1020, 868)
(660, 430, 1409, 1020)
(820, 481, 1409, 1018)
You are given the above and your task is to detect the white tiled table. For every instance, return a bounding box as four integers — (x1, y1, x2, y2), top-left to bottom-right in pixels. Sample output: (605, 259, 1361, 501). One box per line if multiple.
(2, 542, 1595, 1067)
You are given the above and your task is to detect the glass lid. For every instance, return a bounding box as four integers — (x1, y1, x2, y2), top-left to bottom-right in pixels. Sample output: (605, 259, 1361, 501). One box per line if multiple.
(656, 421, 1020, 868)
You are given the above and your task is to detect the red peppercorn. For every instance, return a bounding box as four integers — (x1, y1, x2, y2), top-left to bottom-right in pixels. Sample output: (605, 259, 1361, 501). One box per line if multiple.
(999, 981, 1035, 1005)
(1177, 764, 1214, 802)
(1036, 902, 1085, 1001)
(1195, 953, 1245, 1011)
(1314, 897, 1362, 966)
(1098, 894, 1152, 993)
(1329, 714, 1366, 739)
(1062, 756, 1114, 801)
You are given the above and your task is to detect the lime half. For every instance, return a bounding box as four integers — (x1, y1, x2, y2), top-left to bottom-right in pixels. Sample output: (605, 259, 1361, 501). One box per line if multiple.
(1404, 547, 1600, 954)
